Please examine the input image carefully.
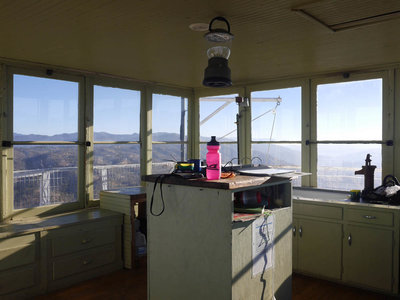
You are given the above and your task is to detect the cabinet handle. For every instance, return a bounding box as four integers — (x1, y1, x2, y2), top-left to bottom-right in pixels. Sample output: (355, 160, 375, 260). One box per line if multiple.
(293, 226, 296, 237)
(82, 259, 92, 265)
(299, 226, 302, 238)
(363, 215, 376, 220)
(348, 234, 352, 246)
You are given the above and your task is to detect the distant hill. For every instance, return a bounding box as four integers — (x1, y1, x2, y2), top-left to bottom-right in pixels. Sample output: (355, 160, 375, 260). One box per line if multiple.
(14, 132, 183, 142)
(13, 132, 378, 170)
(14, 133, 78, 141)
(13, 132, 301, 170)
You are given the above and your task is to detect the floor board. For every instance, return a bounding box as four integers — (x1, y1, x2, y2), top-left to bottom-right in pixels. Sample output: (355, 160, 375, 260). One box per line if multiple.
(292, 273, 397, 300)
(35, 266, 397, 300)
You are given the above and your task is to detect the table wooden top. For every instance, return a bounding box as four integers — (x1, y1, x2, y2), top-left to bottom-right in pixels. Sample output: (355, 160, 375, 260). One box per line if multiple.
(100, 186, 146, 201)
(142, 174, 289, 190)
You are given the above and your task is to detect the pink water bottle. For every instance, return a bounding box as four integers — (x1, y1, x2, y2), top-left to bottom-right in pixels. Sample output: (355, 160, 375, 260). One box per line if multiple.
(206, 136, 221, 180)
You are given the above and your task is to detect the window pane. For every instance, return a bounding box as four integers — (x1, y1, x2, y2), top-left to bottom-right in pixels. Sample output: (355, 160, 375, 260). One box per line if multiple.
(93, 85, 141, 199)
(13, 75, 78, 141)
(317, 144, 382, 191)
(317, 79, 382, 141)
(152, 94, 187, 172)
(251, 143, 301, 186)
(153, 94, 188, 140)
(93, 144, 141, 199)
(152, 160, 176, 175)
(200, 143, 237, 165)
(251, 87, 301, 141)
(152, 144, 187, 174)
(94, 85, 140, 141)
(14, 145, 78, 209)
(200, 94, 238, 142)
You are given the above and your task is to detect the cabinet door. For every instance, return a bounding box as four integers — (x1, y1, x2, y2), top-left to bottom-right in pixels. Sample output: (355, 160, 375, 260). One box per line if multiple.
(343, 224, 393, 292)
(292, 218, 298, 270)
(298, 219, 342, 280)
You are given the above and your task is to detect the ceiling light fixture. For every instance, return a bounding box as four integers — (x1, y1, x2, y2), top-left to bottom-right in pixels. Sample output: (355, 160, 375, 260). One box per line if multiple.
(203, 16, 234, 87)
(189, 23, 209, 32)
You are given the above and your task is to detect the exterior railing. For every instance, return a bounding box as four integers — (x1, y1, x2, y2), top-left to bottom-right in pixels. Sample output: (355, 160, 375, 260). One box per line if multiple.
(14, 162, 176, 208)
(14, 163, 382, 208)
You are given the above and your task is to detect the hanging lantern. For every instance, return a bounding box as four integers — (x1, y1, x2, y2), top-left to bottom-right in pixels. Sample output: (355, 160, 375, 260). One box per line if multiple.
(203, 16, 234, 87)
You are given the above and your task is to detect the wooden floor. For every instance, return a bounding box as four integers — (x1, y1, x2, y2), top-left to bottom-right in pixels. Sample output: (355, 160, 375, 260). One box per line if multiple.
(35, 264, 397, 300)
(293, 274, 397, 300)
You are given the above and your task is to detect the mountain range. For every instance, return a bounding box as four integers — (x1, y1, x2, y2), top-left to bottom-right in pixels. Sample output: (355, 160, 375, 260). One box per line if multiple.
(14, 132, 301, 170)
(13, 132, 378, 170)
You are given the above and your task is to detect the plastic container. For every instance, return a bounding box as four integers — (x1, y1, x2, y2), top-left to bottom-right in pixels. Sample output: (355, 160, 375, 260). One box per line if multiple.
(206, 136, 221, 180)
(135, 231, 147, 256)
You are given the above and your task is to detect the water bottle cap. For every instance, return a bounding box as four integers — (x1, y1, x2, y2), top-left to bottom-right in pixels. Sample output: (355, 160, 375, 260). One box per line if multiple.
(207, 136, 220, 146)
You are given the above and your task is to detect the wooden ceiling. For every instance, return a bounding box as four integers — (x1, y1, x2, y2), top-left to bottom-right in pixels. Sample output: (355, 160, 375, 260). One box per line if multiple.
(0, 0, 399, 88)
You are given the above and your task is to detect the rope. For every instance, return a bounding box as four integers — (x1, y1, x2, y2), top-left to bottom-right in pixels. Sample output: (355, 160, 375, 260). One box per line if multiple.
(266, 101, 280, 164)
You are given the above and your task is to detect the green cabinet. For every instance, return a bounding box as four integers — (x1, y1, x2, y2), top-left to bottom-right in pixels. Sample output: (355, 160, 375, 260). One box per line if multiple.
(0, 233, 42, 298)
(343, 207, 397, 293)
(343, 224, 393, 291)
(46, 216, 122, 292)
(0, 208, 123, 299)
(293, 196, 400, 294)
(293, 201, 343, 280)
(294, 217, 342, 280)
(292, 218, 298, 270)
(144, 175, 293, 300)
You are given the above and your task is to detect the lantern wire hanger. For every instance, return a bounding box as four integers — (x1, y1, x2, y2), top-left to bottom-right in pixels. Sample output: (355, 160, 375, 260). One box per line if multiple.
(203, 16, 234, 87)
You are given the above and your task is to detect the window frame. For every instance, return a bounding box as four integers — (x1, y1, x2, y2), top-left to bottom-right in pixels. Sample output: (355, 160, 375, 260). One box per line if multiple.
(150, 86, 193, 171)
(89, 77, 145, 201)
(247, 79, 306, 182)
(2, 67, 85, 219)
(195, 86, 245, 163)
(0, 60, 398, 220)
(309, 70, 393, 188)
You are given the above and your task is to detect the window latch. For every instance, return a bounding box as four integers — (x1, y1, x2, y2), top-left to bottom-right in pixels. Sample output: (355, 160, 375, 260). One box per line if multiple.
(386, 140, 394, 146)
(2, 141, 12, 147)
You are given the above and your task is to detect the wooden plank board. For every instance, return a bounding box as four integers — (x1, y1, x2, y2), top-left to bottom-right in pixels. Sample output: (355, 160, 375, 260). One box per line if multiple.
(100, 187, 146, 201)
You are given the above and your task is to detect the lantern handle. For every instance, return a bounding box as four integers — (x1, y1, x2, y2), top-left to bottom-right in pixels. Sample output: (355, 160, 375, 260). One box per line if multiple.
(209, 16, 231, 33)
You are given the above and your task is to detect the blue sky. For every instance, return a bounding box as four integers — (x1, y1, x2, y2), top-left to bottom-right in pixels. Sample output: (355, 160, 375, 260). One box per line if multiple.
(200, 93, 238, 141)
(251, 87, 301, 141)
(317, 79, 382, 140)
(94, 85, 140, 136)
(14, 75, 78, 135)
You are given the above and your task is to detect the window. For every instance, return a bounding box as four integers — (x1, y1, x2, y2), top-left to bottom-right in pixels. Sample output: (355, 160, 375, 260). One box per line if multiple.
(93, 85, 141, 199)
(251, 87, 302, 185)
(13, 74, 80, 209)
(316, 78, 382, 191)
(152, 93, 188, 174)
(2, 62, 397, 222)
(199, 94, 239, 164)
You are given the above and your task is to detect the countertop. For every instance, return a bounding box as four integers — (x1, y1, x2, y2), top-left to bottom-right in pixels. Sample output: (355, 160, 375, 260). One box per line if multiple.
(142, 173, 290, 190)
(0, 208, 122, 239)
(293, 187, 400, 209)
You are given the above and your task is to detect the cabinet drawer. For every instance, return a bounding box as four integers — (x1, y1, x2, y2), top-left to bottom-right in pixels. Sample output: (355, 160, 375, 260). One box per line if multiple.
(293, 202, 342, 220)
(0, 234, 36, 271)
(0, 265, 36, 295)
(50, 226, 115, 257)
(345, 208, 393, 227)
(51, 245, 116, 280)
